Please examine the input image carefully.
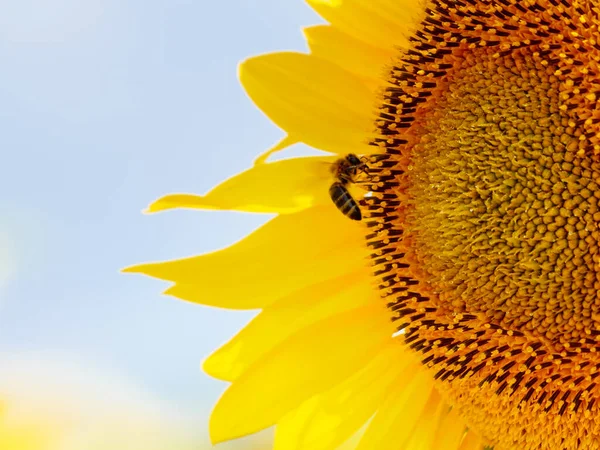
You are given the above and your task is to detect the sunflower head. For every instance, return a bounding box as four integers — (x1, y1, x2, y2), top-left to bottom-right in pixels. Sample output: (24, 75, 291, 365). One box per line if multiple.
(128, 1, 600, 449)
(363, 1, 600, 448)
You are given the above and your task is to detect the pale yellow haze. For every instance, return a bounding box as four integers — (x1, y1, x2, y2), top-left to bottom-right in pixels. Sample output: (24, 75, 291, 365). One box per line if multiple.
(0, 357, 202, 450)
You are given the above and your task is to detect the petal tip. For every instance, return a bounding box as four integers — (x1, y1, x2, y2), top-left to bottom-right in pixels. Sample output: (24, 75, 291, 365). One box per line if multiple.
(120, 265, 141, 274)
(201, 355, 213, 374)
(237, 56, 257, 79)
(253, 135, 297, 166)
(144, 195, 182, 213)
(121, 263, 162, 278)
(162, 285, 179, 297)
(201, 352, 230, 381)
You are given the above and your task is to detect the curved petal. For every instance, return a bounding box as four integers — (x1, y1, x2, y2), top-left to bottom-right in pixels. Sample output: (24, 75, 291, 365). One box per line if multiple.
(240, 52, 375, 154)
(203, 268, 373, 381)
(253, 135, 300, 165)
(403, 390, 446, 450)
(209, 302, 395, 443)
(145, 156, 335, 215)
(356, 370, 434, 450)
(306, 0, 424, 51)
(304, 25, 394, 88)
(431, 408, 469, 450)
(274, 343, 412, 450)
(123, 206, 366, 309)
(458, 431, 484, 450)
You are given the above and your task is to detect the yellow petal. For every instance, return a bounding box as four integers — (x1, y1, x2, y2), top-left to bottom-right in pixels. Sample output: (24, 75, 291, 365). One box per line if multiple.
(209, 303, 395, 443)
(204, 268, 372, 381)
(403, 390, 445, 450)
(124, 206, 366, 309)
(253, 135, 300, 165)
(431, 408, 468, 450)
(145, 156, 335, 214)
(458, 431, 483, 450)
(356, 370, 434, 450)
(306, 0, 423, 51)
(274, 343, 411, 450)
(240, 52, 375, 154)
(304, 25, 394, 87)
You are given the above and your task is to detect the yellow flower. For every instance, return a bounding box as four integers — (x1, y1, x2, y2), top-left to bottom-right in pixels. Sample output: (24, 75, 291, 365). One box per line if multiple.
(126, 0, 600, 449)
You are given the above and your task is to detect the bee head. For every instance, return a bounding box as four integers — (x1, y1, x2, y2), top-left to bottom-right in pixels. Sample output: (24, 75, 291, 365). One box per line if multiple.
(346, 154, 361, 165)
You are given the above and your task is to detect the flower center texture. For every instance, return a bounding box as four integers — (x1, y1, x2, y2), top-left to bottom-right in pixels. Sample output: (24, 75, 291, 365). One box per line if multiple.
(409, 48, 600, 344)
(366, 1, 600, 448)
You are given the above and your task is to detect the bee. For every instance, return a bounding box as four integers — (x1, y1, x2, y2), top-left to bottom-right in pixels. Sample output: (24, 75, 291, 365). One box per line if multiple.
(329, 153, 368, 221)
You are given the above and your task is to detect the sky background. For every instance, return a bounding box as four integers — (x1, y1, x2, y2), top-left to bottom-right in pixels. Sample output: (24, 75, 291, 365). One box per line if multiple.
(0, 1, 324, 447)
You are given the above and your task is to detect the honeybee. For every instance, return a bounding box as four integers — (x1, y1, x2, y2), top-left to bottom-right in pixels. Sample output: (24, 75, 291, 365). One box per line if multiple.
(329, 153, 368, 221)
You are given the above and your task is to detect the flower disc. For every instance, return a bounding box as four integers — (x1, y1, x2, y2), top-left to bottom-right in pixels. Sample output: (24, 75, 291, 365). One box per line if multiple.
(367, 1, 600, 448)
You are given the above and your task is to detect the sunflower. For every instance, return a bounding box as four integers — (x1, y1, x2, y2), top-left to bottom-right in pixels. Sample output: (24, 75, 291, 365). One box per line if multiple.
(126, 0, 600, 449)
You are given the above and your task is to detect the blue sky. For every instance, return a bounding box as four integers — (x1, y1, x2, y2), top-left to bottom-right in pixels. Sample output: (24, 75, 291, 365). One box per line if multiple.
(0, 0, 323, 446)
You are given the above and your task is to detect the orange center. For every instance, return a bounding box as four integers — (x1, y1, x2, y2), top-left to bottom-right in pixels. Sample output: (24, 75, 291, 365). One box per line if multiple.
(365, 1, 600, 449)
(407, 46, 600, 345)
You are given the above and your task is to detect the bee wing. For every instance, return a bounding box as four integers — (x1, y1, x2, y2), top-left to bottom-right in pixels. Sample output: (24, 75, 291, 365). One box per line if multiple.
(313, 155, 342, 178)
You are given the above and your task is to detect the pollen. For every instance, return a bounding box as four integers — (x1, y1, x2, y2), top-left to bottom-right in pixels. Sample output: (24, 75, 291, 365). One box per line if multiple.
(364, 1, 600, 449)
